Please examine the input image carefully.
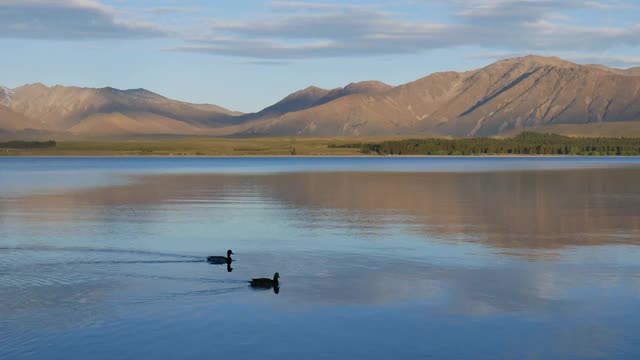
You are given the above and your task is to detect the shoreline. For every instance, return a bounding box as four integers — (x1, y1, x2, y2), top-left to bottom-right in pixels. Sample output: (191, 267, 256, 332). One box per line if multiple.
(2, 154, 640, 158)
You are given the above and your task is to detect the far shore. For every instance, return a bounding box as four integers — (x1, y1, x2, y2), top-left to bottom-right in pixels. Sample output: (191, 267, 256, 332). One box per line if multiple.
(2, 134, 640, 157)
(2, 153, 638, 158)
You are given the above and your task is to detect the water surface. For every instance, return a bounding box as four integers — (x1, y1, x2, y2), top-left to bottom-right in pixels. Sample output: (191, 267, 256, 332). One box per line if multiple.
(2, 157, 640, 359)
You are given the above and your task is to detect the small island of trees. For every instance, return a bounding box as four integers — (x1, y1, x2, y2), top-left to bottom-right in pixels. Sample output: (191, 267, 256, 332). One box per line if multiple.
(0, 140, 57, 149)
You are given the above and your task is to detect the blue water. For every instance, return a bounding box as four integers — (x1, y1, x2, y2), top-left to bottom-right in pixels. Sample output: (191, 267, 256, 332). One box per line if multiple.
(2, 157, 640, 359)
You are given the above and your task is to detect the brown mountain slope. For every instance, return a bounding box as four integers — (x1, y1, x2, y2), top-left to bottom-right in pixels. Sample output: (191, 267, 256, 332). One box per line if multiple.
(316, 81, 393, 107)
(245, 86, 332, 120)
(1, 84, 239, 135)
(241, 56, 640, 137)
(68, 112, 210, 136)
(625, 67, 640, 76)
(240, 81, 393, 123)
(585, 64, 640, 76)
(1, 85, 40, 131)
(0, 105, 40, 131)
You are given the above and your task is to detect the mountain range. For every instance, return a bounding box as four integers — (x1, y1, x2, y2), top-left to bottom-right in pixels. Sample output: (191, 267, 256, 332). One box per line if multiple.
(2, 55, 640, 139)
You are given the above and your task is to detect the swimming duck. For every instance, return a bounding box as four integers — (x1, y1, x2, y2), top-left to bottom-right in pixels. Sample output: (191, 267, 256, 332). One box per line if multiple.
(207, 250, 233, 264)
(249, 272, 280, 288)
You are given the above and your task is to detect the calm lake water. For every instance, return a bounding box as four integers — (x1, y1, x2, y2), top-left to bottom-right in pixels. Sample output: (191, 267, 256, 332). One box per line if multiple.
(2, 157, 640, 359)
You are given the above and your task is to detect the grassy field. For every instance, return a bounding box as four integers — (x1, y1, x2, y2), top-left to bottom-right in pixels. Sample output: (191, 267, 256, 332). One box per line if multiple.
(0, 137, 401, 156)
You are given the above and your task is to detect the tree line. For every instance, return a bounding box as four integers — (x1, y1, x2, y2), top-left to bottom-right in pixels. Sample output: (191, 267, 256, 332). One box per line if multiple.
(331, 132, 640, 156)
(0, 140, 57, 149)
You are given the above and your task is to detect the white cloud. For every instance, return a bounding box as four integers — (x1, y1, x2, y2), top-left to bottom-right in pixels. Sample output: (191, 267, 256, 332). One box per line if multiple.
(3, 0, 639, 65)
(146, 6, 200, 15)
(234, 59, 291, 66)
(270, 1, 361, 10)
(170, 0, 640, 61)
(0, 0, 164, 39)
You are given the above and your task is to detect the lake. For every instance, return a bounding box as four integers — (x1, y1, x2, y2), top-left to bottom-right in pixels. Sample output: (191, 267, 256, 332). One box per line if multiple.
(2, 157, 640, 359)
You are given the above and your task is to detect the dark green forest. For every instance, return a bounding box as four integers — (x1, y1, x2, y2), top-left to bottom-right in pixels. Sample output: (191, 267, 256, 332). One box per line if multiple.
(332, 133, 640, 156)
(0, 140, 57, 149)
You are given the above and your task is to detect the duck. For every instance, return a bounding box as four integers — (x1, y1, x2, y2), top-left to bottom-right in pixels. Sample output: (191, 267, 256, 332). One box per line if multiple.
(249, 272, 280, 289)
(207, 250, 233, 264)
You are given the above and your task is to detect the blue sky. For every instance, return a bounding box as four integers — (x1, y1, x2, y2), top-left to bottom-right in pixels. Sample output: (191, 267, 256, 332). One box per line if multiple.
(1, 0, 640, 112)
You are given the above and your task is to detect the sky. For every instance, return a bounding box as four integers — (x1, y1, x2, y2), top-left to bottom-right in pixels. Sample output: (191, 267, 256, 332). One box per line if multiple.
(1, 0, 640, 112)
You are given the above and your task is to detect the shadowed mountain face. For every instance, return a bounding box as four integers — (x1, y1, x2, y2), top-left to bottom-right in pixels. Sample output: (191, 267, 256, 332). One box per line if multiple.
(1, 56, 640, 138)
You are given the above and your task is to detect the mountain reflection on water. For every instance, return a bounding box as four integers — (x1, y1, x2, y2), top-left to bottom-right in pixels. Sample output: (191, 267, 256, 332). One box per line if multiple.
(7, 168, 640, 251)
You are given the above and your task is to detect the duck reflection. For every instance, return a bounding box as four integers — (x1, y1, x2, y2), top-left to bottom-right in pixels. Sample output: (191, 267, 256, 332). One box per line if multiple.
(206, 258, 233, 272)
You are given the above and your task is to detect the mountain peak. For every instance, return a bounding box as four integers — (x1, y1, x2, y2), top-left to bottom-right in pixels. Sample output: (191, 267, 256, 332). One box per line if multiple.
(495, 55, 576, 68)
(281, 86, 330, 101)
(19, 82, 48, 90)
(343, 81, 392, 94)
(0, 85, 15, 105)
(299, 85, 329, 95)
(99, 86, 163, 99)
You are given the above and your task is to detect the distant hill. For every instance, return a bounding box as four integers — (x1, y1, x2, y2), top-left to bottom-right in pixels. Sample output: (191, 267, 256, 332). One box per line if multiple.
(0, 84, 241, 136)
(1, 55, 640, 138)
